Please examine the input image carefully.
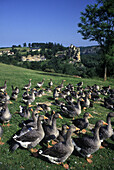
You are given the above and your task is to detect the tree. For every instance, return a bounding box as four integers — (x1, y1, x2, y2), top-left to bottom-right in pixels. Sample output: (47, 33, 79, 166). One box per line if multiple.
(23, 42, 27, 47)
(78, 0, 114, 80)
(28, 43, 31, 48)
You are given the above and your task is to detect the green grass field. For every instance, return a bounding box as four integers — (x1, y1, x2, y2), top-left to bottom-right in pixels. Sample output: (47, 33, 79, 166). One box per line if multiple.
(0, 63, 114, 170)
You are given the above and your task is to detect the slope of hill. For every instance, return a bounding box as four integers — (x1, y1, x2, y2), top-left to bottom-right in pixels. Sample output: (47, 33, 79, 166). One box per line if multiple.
(0, 63, 113, 170)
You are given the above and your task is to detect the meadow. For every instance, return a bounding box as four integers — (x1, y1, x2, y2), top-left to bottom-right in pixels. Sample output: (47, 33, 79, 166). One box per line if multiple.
(0, 63, 113, 170)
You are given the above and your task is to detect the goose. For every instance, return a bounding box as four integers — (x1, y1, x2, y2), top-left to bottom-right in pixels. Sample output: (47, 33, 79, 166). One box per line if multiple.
(91, 91, 100, 101)
(0, 80, 7, 92)
(0, 100, 12, 126)
(39, 125, 79, 169)
(61, 98, 84, 118)
(36, 103, 51, 113)
(18, 105, 32, 119)
(35, 89, 44, 97)
(76, 81, 83, 88)
(53, 87, 59, 99)
(0, 91, 10, 102)
(104, 97, 114, 110)
(43, 112, 63, 147)
(93, 84, 100, 91)
(11, 115, 48, 152)
(22, 89, 30, 98)
(56, 80, 66, 92)
(54, 98, 65, 106)
(10, 92, 18, 101)
(0, 125, 4, 145)
(72, 112, 93, 133)
(65, 95, 74, 103)
(65, 83, 74, 91)
(73, 120, 108, 163)
(23, 89, 35, 105)
(99, 112, 114, 142)
(21, 109, 40, 129)
(48, 79, 53, 88)
(23, 79, 32, 90)
(80, 94, 91, 109)
(56, 124, 69, 142)
(11, 85, 19, 94)
(37, 78, 45, 88)
(59, 89, 70, 99)
(45, 87, 52, 93)
(43, 110, 55, 126)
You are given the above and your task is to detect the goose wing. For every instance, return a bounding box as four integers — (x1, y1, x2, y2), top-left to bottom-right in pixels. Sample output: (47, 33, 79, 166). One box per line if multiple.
(15, 129, 40, 142)
(43, 142, 67, 158)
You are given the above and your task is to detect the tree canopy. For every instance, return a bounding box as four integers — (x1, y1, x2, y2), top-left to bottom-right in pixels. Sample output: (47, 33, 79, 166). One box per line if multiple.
(78, 0, 114, 80)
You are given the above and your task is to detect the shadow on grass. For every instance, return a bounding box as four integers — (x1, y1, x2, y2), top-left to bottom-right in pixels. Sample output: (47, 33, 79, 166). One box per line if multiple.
(102, 140, 114, 150)
(36, 72, 71, 78)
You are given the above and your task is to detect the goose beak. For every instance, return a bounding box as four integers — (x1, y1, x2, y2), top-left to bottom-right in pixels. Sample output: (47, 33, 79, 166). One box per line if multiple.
(31, 108, 33, 112)
(103, 121, 108, 125)
(37, 110, 41, 113)
(39, 107, 43, 111)
(10, 101, 13, 104)
(66, 126, 69, 129)
(89, 94, 91, 99)
(44, 116, 48, 120)
(89, 114, 93, 118)
(28, 104, 34, 107)
(55, 98, 58, 100)
(81, 98, 84, 101)
(59, 114, 63, 119)
(52, 111, 55, 114)
(76, 127, 80, 131)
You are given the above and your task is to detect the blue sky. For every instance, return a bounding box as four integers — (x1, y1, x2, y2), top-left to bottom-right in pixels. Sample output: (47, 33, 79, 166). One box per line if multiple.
(0, 0, 98, 47)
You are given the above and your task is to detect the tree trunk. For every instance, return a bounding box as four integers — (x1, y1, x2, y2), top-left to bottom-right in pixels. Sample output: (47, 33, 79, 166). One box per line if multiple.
(104, 65, 107, 81)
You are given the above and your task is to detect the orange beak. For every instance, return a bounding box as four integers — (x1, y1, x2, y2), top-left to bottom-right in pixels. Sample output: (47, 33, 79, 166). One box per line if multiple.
(53, 111, 55, 114)
(59, 114, 63, 119)
(66, 126, 69, 129)
(89, 114, 93, 118)
(103, 121, 108, 125)
(76, 127, 80, 131)
(44, 116, 48, 120)
(31, 108, 33, 112)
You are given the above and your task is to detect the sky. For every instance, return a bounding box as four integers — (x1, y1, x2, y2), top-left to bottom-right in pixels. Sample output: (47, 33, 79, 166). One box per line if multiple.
(0, 0, 98, 48)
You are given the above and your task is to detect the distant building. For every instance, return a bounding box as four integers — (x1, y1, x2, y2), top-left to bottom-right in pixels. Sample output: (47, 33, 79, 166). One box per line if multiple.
(30, 47, 41, 52)
(69, 44, 81, 62)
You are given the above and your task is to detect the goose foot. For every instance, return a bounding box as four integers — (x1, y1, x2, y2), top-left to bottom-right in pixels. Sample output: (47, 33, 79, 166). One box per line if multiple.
(51, 140, 57, 145)
(47, 142, 52, 148)
(86, 158, 93, 163)
(30, 148, 38, 153)
(57, 162, 69, 169)
(100, 145, 104, 149)
(62, 163, 69, 169)
(81, 129, 86, 133)
(6, 123, 11, 127)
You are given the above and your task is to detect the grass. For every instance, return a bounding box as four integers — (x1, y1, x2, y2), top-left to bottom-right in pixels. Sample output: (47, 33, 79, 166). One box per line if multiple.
(0, 62, 114, 170)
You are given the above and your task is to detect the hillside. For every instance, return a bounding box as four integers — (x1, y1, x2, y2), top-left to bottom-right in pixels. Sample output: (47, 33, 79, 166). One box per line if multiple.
(0, 63, 114, 170)
(0, 43, 107, 78)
